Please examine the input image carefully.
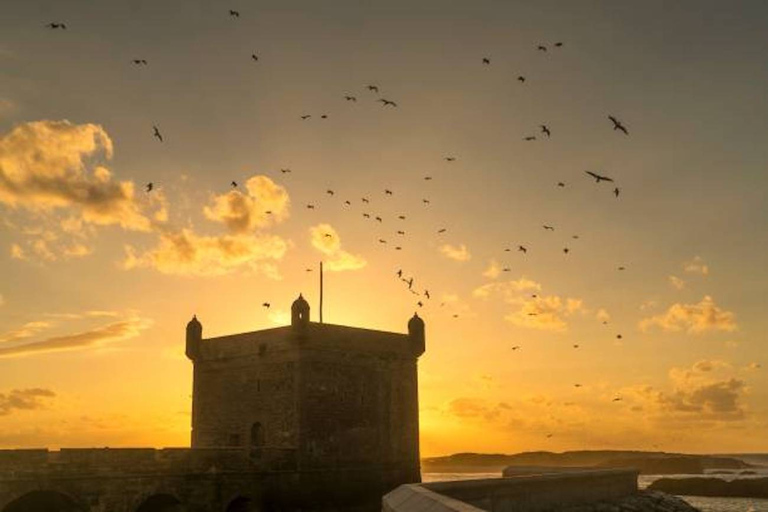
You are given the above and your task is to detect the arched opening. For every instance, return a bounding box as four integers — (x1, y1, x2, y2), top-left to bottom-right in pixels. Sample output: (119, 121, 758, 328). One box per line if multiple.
(225, 496, 256, 512)
(250, 422, 265, 447)
(2, 490, 85, 512)
(135, 494, 185, 512)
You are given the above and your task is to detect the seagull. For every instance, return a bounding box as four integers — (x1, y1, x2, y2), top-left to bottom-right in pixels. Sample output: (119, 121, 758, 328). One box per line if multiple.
(384, 189, 393, 195)
(367, 85, 379, 93)
(132, 59, 148, 65)
(517, 76, 526, 83)
(511, 346, 521, 351)
(612, 397, 623, 402)
(344, 200, 351, 206)
(557, 182, 565, 188)
(417, 301, 423, 308)
(398, 215, 406, 220)
(152, 125, 163, 142)
(229, 10, 240, 17)
(320, 114, 328, 119)
(573, 344, 579, 348)
(379, 99, 397, 107)
(445, 157, 456, 162)
(306, 204, 315, 209)
(280, 168, 292, 173)
(344, 95, 357, 101)
(422, 199, 431, 205)
(323, 233, 332, 238)
(614, 187, 620, 198)
(437, 228, 447, 234)
(375, 216, 383, 223)
(363, 213, 370, 218)
(554, 42, 564, 47)
(608, 115, 629, 135)
(251, 54, 258, 62)
(540, 125, 551, 137)
(300, 115, 311, 120)
(537, 45, 548, 52)
(46, 22, 67, 29)
(543, 225, 554, 231)
(585, 171, 614, 183)
(397, 230, 405, 235)
(616, 334, 623, 340)
(574, 383, 582, 388)
(326, 189, 334, 196)
(482, 57, 490, 65)
(546, 433, 553, 439)
(305, 268, 313, 272)
(145, 182, 153, 193)
(563, 248, 570, 254)
(407, 278, 414, 289)
(424, 176, 432, 181)
(518, 245, 527, 253)
(231, 181, 238, 188)
(396, 269, 403, 278)
(524, 136, 536, 141)
(362, 197, 370, 203)
(262, 302, 270, 309)
(424, 290, 430, 299)
(502, 267, 511, 272)
(618, 266, 626, 271)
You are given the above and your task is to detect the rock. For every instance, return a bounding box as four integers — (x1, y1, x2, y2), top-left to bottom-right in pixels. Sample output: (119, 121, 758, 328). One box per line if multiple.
(648, 476, 768, 498)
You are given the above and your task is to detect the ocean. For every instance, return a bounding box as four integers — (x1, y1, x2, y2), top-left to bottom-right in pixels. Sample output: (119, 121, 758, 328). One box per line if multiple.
(422, 455, 768, 512)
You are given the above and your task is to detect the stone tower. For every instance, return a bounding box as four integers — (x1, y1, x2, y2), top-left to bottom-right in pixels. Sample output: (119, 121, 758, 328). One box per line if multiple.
(185, 294, 425, 489)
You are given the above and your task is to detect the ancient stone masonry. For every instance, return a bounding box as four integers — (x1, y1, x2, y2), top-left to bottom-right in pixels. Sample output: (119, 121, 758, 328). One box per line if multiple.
(0, 295, 426, 512)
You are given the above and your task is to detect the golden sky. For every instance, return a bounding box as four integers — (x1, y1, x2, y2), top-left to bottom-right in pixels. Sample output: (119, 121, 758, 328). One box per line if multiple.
(0, 0, 767, 455)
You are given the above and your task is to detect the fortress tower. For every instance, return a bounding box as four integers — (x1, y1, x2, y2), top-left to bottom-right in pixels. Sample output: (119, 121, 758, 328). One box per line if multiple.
(185, 295, 425, 487)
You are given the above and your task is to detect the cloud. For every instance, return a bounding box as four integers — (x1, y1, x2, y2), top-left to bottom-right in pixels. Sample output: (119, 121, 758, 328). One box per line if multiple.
(506, 295, 585, 332)
(123, 228, 288, 277)
(0, 316, 152, 359)
(439, 244, 471, 262)
(482, 260, 502, 279)
(0, 321, 52, 344)
(447, 397, 511, 422)
(473, 277, 541, 299)
(309, 223, 366, 271)
(683, 256, 709, 275)
(0, 388, 55, 416)
(203, 175, 290, 233)
(0, 120, 157, 232)
(639, 296, 737, 334)
(669, 275, 685, 290)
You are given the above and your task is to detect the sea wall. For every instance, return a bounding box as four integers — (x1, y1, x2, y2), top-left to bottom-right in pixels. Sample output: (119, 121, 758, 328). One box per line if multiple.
(383, 470, 699, 512)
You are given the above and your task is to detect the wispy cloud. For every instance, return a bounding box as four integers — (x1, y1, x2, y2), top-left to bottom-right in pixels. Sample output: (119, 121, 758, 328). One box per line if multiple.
(683, 256, 709, 276)
(669, 275, 685, 290)
(439, 244, 471, 262)
(0, 388, 55, 416)
(0, 321, 52, 344)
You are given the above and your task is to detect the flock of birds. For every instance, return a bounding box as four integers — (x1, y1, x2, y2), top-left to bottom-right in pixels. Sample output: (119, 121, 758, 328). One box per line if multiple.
(44, 10, 634, 421)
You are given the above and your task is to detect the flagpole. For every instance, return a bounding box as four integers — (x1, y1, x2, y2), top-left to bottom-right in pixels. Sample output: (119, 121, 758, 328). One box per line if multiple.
(319, 261, 324, 324)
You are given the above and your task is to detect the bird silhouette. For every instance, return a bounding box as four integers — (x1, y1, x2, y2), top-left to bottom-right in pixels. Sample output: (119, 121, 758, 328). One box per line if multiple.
(543, 225, 554, 231)
(612, 397, 623, 402)
(132, 59, 147, 65)
(396, 269, 403, 278)
(618, 266, 626, 271)
(524, 136, 536, 141)
(46, 22, 67, 29)
(445, 156, 456, 162)
(280, 168, 292, 173)
(231, 181, 238, 188)
(563, 248, 570, 254)
(554, 42, 564, 47)
(320, 114, 328, 119)
(437, 228, 447, 233)
(417, 301, 423, 307)
(375, 216, 383, 223)
(422, 199, 431, 205)
(614, 187, 621, 198)
(537, 45, 548, 52)
(518, 245, 527, 253)
(379, 99, 397, 107)
(363, 213, 371, 218)
(367, 85, 379, 93)
(344, 95, 357, 101)
(397, 230, 405, 235)
(251, 54, 258, 62)
(362, 197, 370, 203)
(502, 267, 511, 272)
(557, 182, 565, 187)
(384, 189, 393, 195)
(616, 334, 623, 340)
(585, 171, 614, 183)
(145, 183, 153, 193)
(398, 215, 406, 220)
(326, 189, 334, 196)
(344, 200, 351, 206)
(517, 76, 526, 83)
(608, 115, 629, 135)
(482, 57, 490, 65)
(152, 125, 163, 142)
(323, 233, 332, 238)
(511, 346, 521, 351)
(306, 204, 315, 209)
(262, 302, 270, 309)
(540, 125, 551, 137)
(573, 344, 579, 348)
(300, 115, 311, 120)
(574, 383, 582, 388)
(407, 278, 414, 289)
(424, 290, 430, 299)
(424, 176, 432, 180)
(229, 10, 240, 18)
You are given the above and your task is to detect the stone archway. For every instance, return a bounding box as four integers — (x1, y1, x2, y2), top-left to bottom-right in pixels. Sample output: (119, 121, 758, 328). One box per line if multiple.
(2, 490, 86, 512)
(135, 493, 186, 512)
(225, 496, 257, 512)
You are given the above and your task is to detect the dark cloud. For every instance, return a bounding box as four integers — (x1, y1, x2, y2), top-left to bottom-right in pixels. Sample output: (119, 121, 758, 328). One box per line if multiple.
(0, 388, 55, 415)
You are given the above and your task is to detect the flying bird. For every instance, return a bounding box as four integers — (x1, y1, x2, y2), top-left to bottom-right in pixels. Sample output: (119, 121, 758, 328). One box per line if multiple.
(344, 200, 351, 206)
(573, 344, 579, 348)
(379, 99, 397, 107)
(554, 42, 564, 47)
(344, 95, 357, 101)
(618, 266, 626, 271)
(563, 248, 570, 254)
(398, 215, 406, 220)
(326, 189, 335, 196)
(557, 182, 565, 188)
(445, 157, 456, 162)
(511, 346, 521, 351)
(585, 171, 614, 183)
(323, 233, 333, 238)
(396, 269, 403, 278)
(251, 54, 258, 62)
(574, 383, 582, 388)
(262, 302, 270, 309)
(320, 114, 328, 119)
(614, 187, 621, 198)
(367, 85, 379, 93)
(612, 397, 623, 402)
(132, 59, 147, 65)
(46, 22, 67, 29)
(280, 168, 292, 173)
(306, 204, 315, 209)
(540, 125, 551, 137)
(362, 197, 370, 203)
(424, 176, 432, 180)
(482, 57, 490, 65)
(145, 182, 153, 193)
(543, 225, 554, 231)
(524, 136, 536, 141)
(518, 245, 527, 253)
(608, 115, 629, 135)
(384, 189, 393, 195)
(517, 76, 526, 83)
(407, 278, 414, 289)
(616, 334, 623, 340)
(422, 199, 431, 205)
(437, 228, 447, 233)
(300, 115, 311, 120)
(363, 213, 371, 218)
(152, 125, 163, 142)
(424, 290, 430, 299)
(417, 301, 423, 308)
(537, 45, 548, 52)
(229, 10, 240, 17)
(397, 230, 405, 235)
(375, 216, 383, 223)
(231, 181, 238, 188)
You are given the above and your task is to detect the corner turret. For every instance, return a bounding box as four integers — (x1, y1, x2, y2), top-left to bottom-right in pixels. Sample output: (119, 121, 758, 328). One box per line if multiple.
(186, 315, 202, 360)
(408, 312, 425, 356)
(291, 294, 310, 331)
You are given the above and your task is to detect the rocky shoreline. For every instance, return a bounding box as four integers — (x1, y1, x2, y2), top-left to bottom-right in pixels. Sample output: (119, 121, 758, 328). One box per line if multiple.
(556, 491, 700, 512)
(648, 476, 768, 498)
